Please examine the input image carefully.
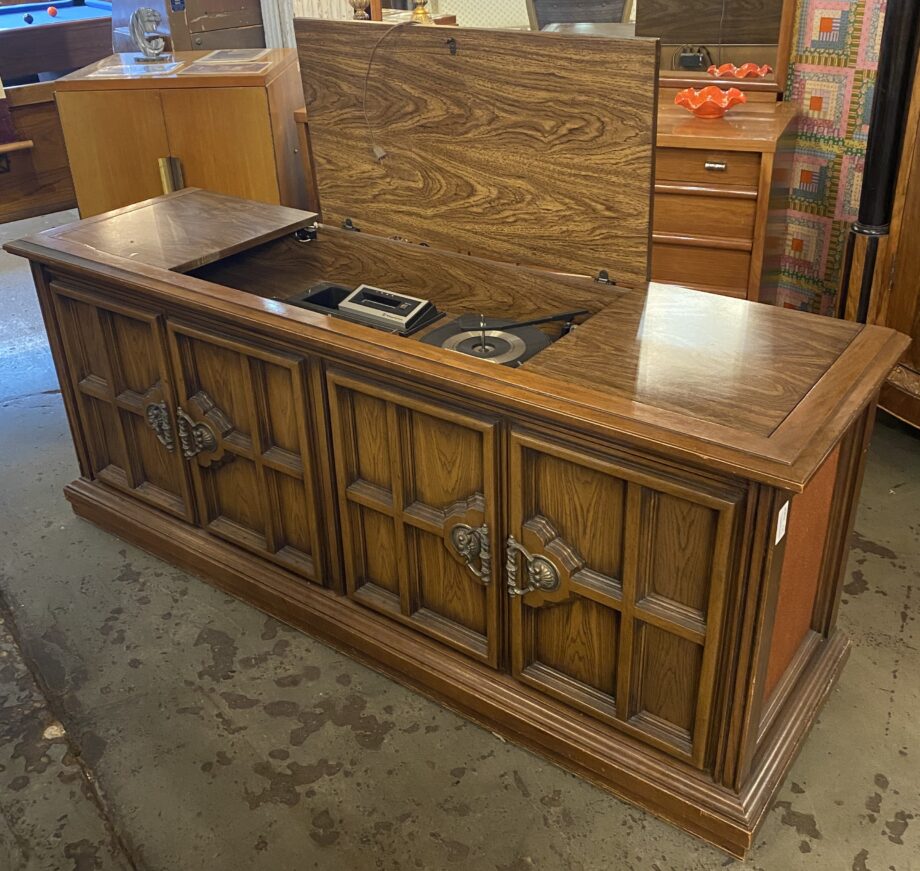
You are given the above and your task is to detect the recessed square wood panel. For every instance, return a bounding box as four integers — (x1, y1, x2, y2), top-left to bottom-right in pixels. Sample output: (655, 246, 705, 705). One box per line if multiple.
(260, 364, 299, 454)
(58, 295, 108, 382)
(272, 471, 315, 566)
(526, 449, 626, 586)
(85, 395, 125, 475)
(404, 410, 483, 511)
(167, 324, 326, 584)
(629, 622, 703, 750)
(351, 504, 401, 599)
(635, 490, 716, 621)
(183, 339, 253, 439)
(327, 369, 500, 666)
(410, 528, 488, 638)
(350, 391, 393, 494)
(123, 414, 184, 497)
(533, 598, 619, 696)
(109, 315, 160, 395)
(207, 456, 265, 537)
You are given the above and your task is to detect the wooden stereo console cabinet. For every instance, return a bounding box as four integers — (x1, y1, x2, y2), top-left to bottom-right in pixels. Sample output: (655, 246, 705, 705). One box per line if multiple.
(6, 21, 908, 858)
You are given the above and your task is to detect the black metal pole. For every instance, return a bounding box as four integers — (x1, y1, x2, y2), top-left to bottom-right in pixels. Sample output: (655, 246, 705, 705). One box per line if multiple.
(837, 0, 920, 321)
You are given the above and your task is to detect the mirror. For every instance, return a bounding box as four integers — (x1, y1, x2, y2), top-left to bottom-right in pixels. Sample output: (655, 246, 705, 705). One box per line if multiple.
(527, 0, 794, 92)
(374, 0, 794, 92)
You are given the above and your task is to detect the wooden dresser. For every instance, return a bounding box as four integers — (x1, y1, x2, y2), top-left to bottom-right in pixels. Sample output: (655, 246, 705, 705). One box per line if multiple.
(55, 50, 306, 218)
(653, 102, 797, 301)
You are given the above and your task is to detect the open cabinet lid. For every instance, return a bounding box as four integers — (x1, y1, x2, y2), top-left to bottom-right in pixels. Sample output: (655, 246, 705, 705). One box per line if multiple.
(295, 19, 658, 285)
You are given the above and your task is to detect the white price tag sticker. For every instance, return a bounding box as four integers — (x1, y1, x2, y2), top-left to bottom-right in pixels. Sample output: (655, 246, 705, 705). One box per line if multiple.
(775, 501, 789, 545)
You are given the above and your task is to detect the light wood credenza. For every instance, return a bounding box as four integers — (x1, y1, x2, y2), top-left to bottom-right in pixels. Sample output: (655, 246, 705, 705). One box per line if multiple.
(54, 50, 307, 218)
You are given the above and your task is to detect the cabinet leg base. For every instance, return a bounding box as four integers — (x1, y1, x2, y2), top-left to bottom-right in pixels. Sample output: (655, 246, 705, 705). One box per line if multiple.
(64, 477, 851, 859)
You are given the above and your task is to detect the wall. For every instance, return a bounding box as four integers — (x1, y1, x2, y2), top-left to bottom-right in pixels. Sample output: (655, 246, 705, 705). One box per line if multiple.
(776, 0, 886, 313)
(292, 0, 350, 21)
(439, 0, 530, 27)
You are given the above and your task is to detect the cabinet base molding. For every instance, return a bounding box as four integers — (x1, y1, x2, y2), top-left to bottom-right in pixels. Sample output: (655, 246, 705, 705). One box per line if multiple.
(65, 477, 851, 858)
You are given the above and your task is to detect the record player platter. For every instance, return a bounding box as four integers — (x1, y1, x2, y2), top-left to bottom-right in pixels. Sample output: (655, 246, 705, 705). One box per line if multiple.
(421, 316, 552, 367)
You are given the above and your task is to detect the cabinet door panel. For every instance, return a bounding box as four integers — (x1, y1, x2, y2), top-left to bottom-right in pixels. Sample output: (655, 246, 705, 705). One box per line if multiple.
(50, 283, 193, 520)
(167, 323, 326, 584)
(161, 88, 280, 205)
(509, 429, 742, 768)
(56, 90, 170, 217)
(327, 369, 500, 666)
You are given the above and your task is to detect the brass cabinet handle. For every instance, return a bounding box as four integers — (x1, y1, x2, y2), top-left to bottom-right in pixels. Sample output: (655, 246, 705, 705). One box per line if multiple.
(144, 400, 176, 452)
(448, 522, 491, 585)
(505, 535, 560, 597)
(176, 407, 217, 459)
(704, 161, 727, 172)
(158, 156, 185, 195)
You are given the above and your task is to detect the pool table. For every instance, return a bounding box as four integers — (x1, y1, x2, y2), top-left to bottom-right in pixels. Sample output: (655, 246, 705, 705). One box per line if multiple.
(0, 0, 112, 82)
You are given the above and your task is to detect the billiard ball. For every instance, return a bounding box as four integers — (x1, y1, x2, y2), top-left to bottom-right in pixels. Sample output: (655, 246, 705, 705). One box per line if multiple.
(23, 12, 33, 22)
(47, 5, 58, 15)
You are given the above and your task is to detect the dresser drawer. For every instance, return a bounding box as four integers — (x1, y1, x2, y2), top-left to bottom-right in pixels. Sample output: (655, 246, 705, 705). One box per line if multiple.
(653, 191, 757, 239)
(651, 242, 751, 297)
(656, 148, 761, 188)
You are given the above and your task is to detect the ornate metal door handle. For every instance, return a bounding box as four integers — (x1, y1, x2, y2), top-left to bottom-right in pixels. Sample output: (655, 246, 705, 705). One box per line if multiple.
(144, 400, 175, 452)
(505, 535, 560, 597)
(448, 522, 491, 585)
(176, 408, 217, 459)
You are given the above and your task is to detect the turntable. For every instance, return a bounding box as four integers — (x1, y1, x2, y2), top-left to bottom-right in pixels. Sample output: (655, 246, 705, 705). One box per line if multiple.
(420, 310, 587, 367)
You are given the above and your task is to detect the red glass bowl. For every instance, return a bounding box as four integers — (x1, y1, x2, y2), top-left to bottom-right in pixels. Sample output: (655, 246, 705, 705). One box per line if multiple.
(707, 63, 773, 79)
(674, 85, 747, 119)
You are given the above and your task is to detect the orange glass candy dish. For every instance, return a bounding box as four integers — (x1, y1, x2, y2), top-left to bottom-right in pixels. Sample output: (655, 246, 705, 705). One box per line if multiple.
(707, 62, 773, 79)
(674, 85, 747, 119)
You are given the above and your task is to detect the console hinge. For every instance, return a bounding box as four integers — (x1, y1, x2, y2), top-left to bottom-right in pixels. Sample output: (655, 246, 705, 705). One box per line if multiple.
(293, 225, 318, 243)
(342, 218, 361, 232)
(594, 270, 616, 285)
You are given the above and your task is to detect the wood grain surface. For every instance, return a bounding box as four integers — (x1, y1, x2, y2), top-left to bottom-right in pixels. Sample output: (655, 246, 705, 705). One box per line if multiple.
(56, 89, 172, 218)
(191, 225, 618, 320)
(295, 19, 658, 283)
(656, 104, 799, 154)
(47, 189, 316, 271)
(525, 282, 861, 438)
(160, 88, 281, 205)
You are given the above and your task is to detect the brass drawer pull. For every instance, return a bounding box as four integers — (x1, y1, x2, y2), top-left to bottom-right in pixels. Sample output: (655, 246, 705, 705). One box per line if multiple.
(505, 535, 560, 597)
(157, 156, 185, 195)
(144, 400, 175, 452)
(176, 408, 217, 459)
(704, 161, 727, 172)
(449, 522, 491, 585)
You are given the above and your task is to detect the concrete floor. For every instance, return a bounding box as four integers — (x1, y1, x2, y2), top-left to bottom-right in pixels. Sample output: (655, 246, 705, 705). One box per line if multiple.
(0, 210, 918, 871)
